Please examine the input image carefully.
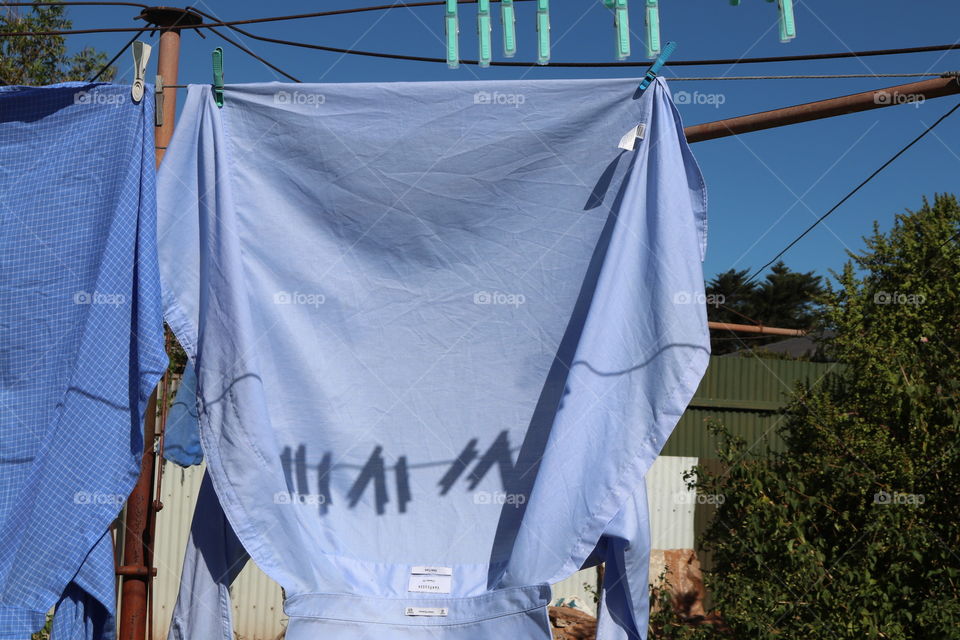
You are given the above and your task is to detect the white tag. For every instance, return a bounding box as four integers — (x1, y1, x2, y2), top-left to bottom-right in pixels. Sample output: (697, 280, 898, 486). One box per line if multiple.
(405, 606, 449, 617)
(617, 123, 647, 151)
(410, 566, 452, 576)
(408, 574, 453, 594)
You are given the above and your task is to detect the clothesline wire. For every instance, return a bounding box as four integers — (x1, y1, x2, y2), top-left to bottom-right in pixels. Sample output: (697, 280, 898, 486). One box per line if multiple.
(4, 1, 960, 69)
(742, 99, 960, 287)
(203, 25, 302, 82)
(86, 25, 150, 81)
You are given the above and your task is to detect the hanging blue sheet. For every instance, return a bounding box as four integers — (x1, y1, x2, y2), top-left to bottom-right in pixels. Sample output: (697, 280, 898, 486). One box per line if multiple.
(0, 82, 167, 639)
(158, 77, 708, 640)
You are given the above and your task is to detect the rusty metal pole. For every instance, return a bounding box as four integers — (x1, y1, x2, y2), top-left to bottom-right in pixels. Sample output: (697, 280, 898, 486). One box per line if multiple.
(707, 321, 805, 337)
(118, 8, 201, 640)
(685, 75, 960, 143)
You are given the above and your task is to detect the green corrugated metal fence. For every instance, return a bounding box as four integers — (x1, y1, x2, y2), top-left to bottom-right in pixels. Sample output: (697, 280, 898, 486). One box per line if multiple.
(662, 356, 841, 458)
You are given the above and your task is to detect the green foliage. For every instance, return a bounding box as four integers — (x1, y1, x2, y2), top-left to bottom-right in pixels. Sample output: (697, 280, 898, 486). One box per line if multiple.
(707, 262, 824, 355)
(30, 615, 53, 640)
(688, 194, 960, 639)
(1, 2, 115, 85)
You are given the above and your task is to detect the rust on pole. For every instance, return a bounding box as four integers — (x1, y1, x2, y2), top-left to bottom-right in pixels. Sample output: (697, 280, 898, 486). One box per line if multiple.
(685, 75, 960, 143)
(117, 7, 199, 640)
(708, 321, 806, 337)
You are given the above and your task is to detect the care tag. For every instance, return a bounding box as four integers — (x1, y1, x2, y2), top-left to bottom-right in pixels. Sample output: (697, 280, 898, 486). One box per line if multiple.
(617, 123, 647, 151)
(410, 566, 452, 576)
(405, 606, 449, 617)
(408, 574, 452, 594)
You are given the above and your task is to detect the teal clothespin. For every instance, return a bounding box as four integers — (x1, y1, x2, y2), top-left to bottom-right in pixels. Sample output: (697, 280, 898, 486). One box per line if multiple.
(501, 0, 516, 58)
(603, 0, 631, 61)
(212, 47, 224, 108)
(769, 0, 796, 42)
(478, 0, 492, 67)
(445, 0, 459, 69)
(637, 40, 675, 93)
(644, 0, 660, 59)
(536, 0, 550, 65)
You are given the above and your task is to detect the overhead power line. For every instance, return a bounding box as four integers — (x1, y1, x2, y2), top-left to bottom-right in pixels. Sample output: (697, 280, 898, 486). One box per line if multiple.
(745, 99, 960, 285)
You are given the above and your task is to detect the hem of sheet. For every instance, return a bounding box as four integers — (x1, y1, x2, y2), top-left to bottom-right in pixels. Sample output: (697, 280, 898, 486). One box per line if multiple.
(285, 584, 550, 625)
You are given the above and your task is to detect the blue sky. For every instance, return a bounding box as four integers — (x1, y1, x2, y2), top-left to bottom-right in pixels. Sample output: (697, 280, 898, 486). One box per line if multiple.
(64, 1, 960, 283)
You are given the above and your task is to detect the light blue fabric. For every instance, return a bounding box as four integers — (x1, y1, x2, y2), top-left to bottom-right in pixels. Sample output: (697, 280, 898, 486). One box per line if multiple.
(158, 77, 708, 639)
(0, 83, 167, 639)
(163, 362, 203, 467)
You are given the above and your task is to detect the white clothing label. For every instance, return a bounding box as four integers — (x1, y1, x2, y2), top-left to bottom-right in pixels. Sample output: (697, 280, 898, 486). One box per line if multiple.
(408, 574, 453, 593)
(405, 606, 449, 617)
(410, 566, 452, 576)
(618, 123, 647, 151)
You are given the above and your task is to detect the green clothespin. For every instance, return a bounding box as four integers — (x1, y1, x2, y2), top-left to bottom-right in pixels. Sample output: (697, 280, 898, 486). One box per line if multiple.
(603, 0, 631, 61)
(644, 0, 660, 59)
(770, 0, 796, 42)
(478, 0, 492, 67)
(445, 0, 460, 69)
(212, 47, 224, 108)
(501, 0, 517, 58)
(536, 0, 550, 65)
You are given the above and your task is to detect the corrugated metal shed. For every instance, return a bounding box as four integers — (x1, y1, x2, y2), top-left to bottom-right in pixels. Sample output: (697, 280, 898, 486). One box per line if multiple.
(152, 463, 286, 640)
(662, 356, 839, 458)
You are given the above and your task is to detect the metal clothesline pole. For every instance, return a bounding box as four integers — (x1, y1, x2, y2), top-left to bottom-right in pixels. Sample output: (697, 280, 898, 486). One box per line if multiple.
(684, 75, 960, 143)
(117, 8, 199, 639)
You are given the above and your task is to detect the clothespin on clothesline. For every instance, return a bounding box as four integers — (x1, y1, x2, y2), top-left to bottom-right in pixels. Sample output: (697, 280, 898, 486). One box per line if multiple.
(131, 40, 151, 103)
(644, 0, 660, 59)
(603, 0, 631, 60)
(536, 0, 551, 65)
(477, 0, 492, 67)
(730, 0, 796, 43)
(637, 40, 676, 93)
(212, 47, 224, 108)
(501, 0, 517, 57)
(445, 0, 459, 68)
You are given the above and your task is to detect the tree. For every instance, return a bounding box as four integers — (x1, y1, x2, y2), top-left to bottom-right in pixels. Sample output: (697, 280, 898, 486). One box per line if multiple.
(706, 262, 824, 355)
(1, 2, 115, 85)
(666, 194, 960, 639)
